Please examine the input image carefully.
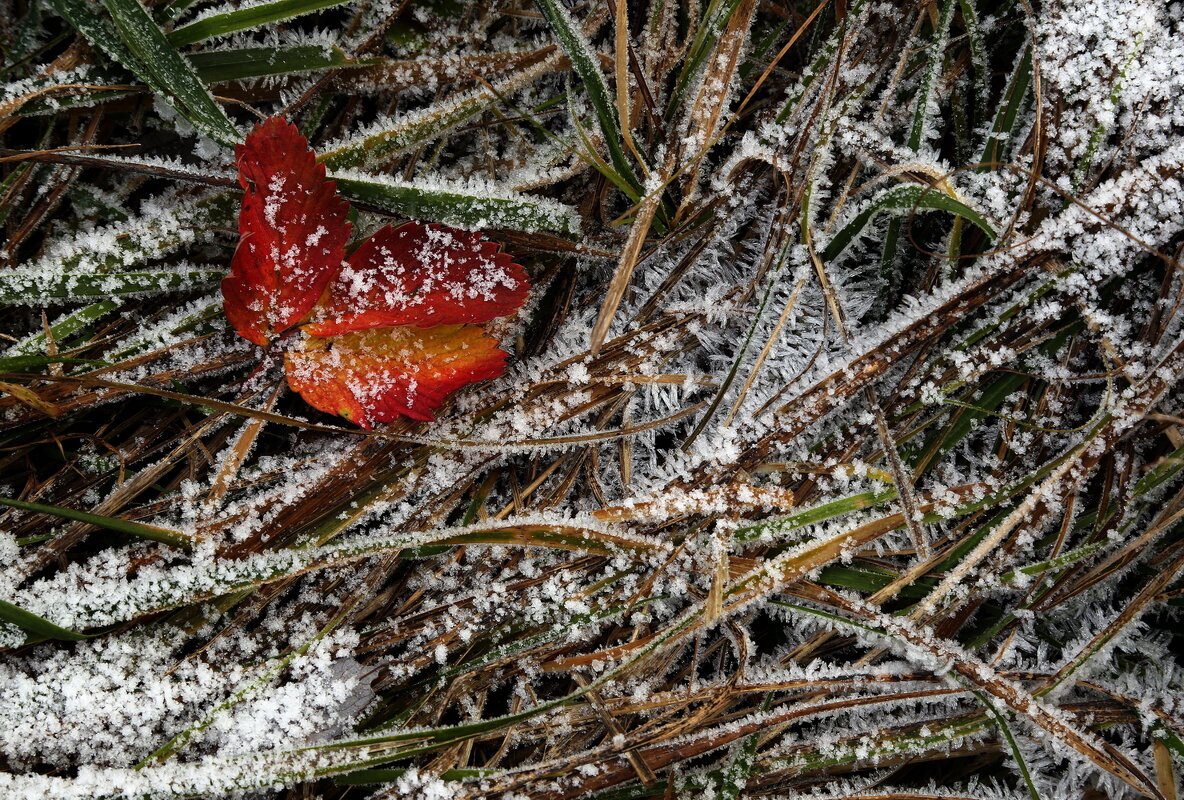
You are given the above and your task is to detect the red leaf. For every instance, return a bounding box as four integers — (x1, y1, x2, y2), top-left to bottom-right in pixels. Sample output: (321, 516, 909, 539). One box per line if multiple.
(221, 117, 352, 346)
(283, 325, 508, 428)
(303, 222, 529, 338)
(220, 118, 529, 427)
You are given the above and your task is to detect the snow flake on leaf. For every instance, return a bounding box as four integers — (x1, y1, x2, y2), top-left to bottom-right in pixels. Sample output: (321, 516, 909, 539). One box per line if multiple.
(222, 117, 352, 347)
(305, 222, 529, 337)
(284, 326, 508, 424)
(221, 117, 529, 428)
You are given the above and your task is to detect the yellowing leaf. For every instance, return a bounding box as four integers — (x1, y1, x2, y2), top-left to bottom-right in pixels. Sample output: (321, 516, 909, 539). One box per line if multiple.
(283, 325, 507, 428)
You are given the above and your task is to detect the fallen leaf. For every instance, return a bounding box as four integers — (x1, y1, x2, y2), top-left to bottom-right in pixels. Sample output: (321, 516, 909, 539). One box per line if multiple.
(223, 117, 528, 426)
(305, 222, 529, 337)
(222, 117, 352, 346)
(283, 325, 508, 428)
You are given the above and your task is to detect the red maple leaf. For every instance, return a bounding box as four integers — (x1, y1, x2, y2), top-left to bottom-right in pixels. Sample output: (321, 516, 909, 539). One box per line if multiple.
(221, 117, 529, 429)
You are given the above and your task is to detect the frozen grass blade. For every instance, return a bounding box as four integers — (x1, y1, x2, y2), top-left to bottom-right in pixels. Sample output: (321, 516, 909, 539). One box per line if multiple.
(534, 0, 643, 198)
(588, 187, 661, 353)
(825, 183, 996, 261)
(332, 174, 580, 234)
(6, 300, 122, 356)
(51, 0, 239, 144)
(188, 45, 378, 83)
(100, 0, 239, 144)
(166, 0, 351, 46)
(3, 0, 1184, 795)
(0, 599, 91, 642)
(979, 45, 1032, 169)
(0, 354, 105, 372)
(0, 267, 223, 302)
(0, 497, 195, 549)
(318, 52, 563, 169)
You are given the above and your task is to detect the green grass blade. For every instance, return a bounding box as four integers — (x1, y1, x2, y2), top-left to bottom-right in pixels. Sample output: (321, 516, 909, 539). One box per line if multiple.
(139, 617, 344, 767)
(1154, 725, 1184, 765)
(0, 497, 195, 549)
(735, 489, 898, 543)
(6, 522, 648, 631)
(2, 191, 232, 305)
(824, 184, 996, 262)
(533, 0, 642, 196)
(99, 0, 239, 144)
(978, 692, 1044, 800)
(0, 355, 106, 371)
(104, 297, 223, 361)
(1134, 441, 1184, 495)
(1, 0, 47, 74)
(1069, 31, 1145, 195)
(767, 712, 993, 772)
(154, 0, 200, 24)
(817, 564, 932, 597)
(0, 163, 38, 226)
(50, 0, 238, 144)
(567, 88, 641, 202)
(956, 0, 989, 133)
(979, 45, 1031, 169)
(0, 267, 224, 303)
(878, 0, 956, 279)
(667, 0, 745, 119)
(6, 300, 122, 356)
(188, 44, 377, 82)
(772, 0, 867, 125)
(167, 0, 350, 46)
(319, 53, 560, 169)
(912, 370, 1029, 469)
(681, 243, 787, 448)
(908, 0, 955, 151)
(0, 599, 90, 642)
(48, 0, 145, 80)
(333, 174, 579, 234)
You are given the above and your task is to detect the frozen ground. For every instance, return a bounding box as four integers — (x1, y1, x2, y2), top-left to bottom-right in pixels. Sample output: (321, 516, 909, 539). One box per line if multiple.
(0, 0, 1183, 797)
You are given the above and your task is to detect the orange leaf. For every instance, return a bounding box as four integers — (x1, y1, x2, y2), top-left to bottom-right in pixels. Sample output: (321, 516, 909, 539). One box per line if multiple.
(303, 222, 529, 337)
(221, 117, 352, 346)
(283, 325, 507, 428)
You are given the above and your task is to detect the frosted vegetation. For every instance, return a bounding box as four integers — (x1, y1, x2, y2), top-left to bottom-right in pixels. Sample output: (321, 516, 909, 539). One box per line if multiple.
(0, 0, 1183, 798)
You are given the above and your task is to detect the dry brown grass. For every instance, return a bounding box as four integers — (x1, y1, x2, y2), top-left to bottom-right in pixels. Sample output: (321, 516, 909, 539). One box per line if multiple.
(1, 0, 1183, 797)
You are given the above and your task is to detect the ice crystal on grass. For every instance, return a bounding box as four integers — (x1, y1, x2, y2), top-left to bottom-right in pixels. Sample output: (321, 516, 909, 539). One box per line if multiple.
(2, 0, 1184, 797)
(0, 627, 367, 769)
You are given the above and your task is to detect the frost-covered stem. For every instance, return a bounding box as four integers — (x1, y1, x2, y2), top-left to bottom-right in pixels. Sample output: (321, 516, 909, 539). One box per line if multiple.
(915, 329, 1184, 619)
(912, 443, 1083, 620)
(589, 182, 663, 353)
(804, 210, 931, 559)
(828, 591, 1164, 797)
(1041, 546, 1184, 693)
(867, 386, 931, 559)
(907, 0, 955, 152)
(204, 377, 285, 511)
(573, 672, 658, 785)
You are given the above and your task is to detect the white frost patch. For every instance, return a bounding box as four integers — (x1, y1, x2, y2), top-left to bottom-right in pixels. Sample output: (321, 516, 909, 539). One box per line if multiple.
(0, 626, 370, 769)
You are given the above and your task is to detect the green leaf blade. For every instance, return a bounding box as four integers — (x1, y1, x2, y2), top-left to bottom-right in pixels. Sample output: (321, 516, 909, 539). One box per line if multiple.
(55, 0, 241, 144)
(0, 267, 224, 304)
(189, 44, 375, 83)
(533, 0, 642, 197)
(0, 496, 196, 550)
(167, 0, 350, 46)
(333, 173, 580, 234)
(0, 599, 90, 643)
(824, 184, 996, 263)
